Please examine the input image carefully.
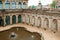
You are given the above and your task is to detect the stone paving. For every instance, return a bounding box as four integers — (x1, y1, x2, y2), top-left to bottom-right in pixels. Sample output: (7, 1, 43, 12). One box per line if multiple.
(0, 23, 60, 40)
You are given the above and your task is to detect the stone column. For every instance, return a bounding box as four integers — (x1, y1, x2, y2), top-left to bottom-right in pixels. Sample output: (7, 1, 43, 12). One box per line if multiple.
(10, 2, 12, 9)
(26, 15, 29, 24)
(10, 16, 12, 25)
(26, 15, 30, 24)
(25, 14, 26, 23)
(43, 20, 47, 29)
(49, 19, 53, 31)
(28, 15, 30, 25)
(26, 2, 28, 9)
(31, 16, 35, 26)
(37, 18, 41, 27)
(25, 15, 27, 23)
(16, 15, 18, 24)
(41, 17, 44, 28)
(3, 2, 5, 9)
(16, 2, 18, 9)
(21, 15, 25, 23)
(57, 20, 60, 31)
(22, 2, 23, 9)
(35, 16, 37, 26)
(30, 15, 32, 25)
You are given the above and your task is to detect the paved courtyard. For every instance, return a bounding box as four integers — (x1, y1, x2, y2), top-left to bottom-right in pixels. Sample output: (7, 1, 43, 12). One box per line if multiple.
(0, 23, 60, 40)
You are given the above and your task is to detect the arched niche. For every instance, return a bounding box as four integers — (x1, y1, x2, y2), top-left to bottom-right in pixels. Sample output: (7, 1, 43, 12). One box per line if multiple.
(37, 17, 41, 28)
(12, 15, 16, 24)
(5, 1, 10, 9)
(0, 16, 4, 26)
(5, 16, 10, 25)
(18, 15, 21, 23)
(52, 19, 58, 32)
(22, 2, 27, 9)
(43, 18, 49, 29)
(12, 2, 16, 9)
(31, 16, 35, 26)
(0, 1, 3, 9)
(18, 2, 22, 9)
(23, 2, 26, 5)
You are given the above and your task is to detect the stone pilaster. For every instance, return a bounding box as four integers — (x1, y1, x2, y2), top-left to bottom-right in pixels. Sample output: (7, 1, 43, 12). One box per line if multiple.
(16, 2, 18, 9)
(25, 15, 29, 24)
(35, 17, 38, 26)
(30, 15, 32, 25)
(10, 2, 12, 9)
(49, 19, 53, 31)
(41, 17, 44, 28)
(10, 16, 12, 24)
(24, 16, 26, 23)
(22, 2, 23, 9)
(26, 2, 28, 9)
(3, 2, 5, 9)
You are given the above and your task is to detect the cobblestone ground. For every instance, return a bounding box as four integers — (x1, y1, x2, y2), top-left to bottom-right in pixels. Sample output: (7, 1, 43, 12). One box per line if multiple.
(0, 23, 60, 40)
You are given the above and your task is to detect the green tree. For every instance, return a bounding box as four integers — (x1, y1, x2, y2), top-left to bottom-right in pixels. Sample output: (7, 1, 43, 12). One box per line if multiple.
(31, 5, 36, 9)
(51, 1, 57, 8)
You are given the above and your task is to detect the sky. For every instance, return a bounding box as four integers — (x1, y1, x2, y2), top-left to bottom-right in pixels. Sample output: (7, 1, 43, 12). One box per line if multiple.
(28, 0, 53, 6)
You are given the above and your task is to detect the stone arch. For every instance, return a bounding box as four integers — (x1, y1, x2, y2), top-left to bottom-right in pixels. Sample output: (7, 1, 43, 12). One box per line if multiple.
(5, 1, 10, 9)
(23, 2, 26, 5)
(0, 16, 4, 26)
(18, 2, 22, 9)
(37, 17, 41, 28)
(5, 16, 10, 25)
(12, 2, 16, 9)
(26, 15, 30, 24)
(12, 15, 16, 24)
(18, 2, 21, 5)
(18, 15, 21, 23)
(52, 19, 58, 32)
(43, 18, 49, 29)
(23, 2, 27, 9)
(31, 16, 35, 26)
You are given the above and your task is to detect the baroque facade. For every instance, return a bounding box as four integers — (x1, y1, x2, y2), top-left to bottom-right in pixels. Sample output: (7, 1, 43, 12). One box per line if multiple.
(0, 0, 60, 40)
(0, 9, 60, 40)
(0, 9, 60, 33)
(0, 0, 28, 9)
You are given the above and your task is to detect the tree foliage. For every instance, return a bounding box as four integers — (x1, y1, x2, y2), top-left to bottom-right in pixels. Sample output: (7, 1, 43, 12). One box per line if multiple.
(31, 5, 36, 9)
(51, 1, 57, 8)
